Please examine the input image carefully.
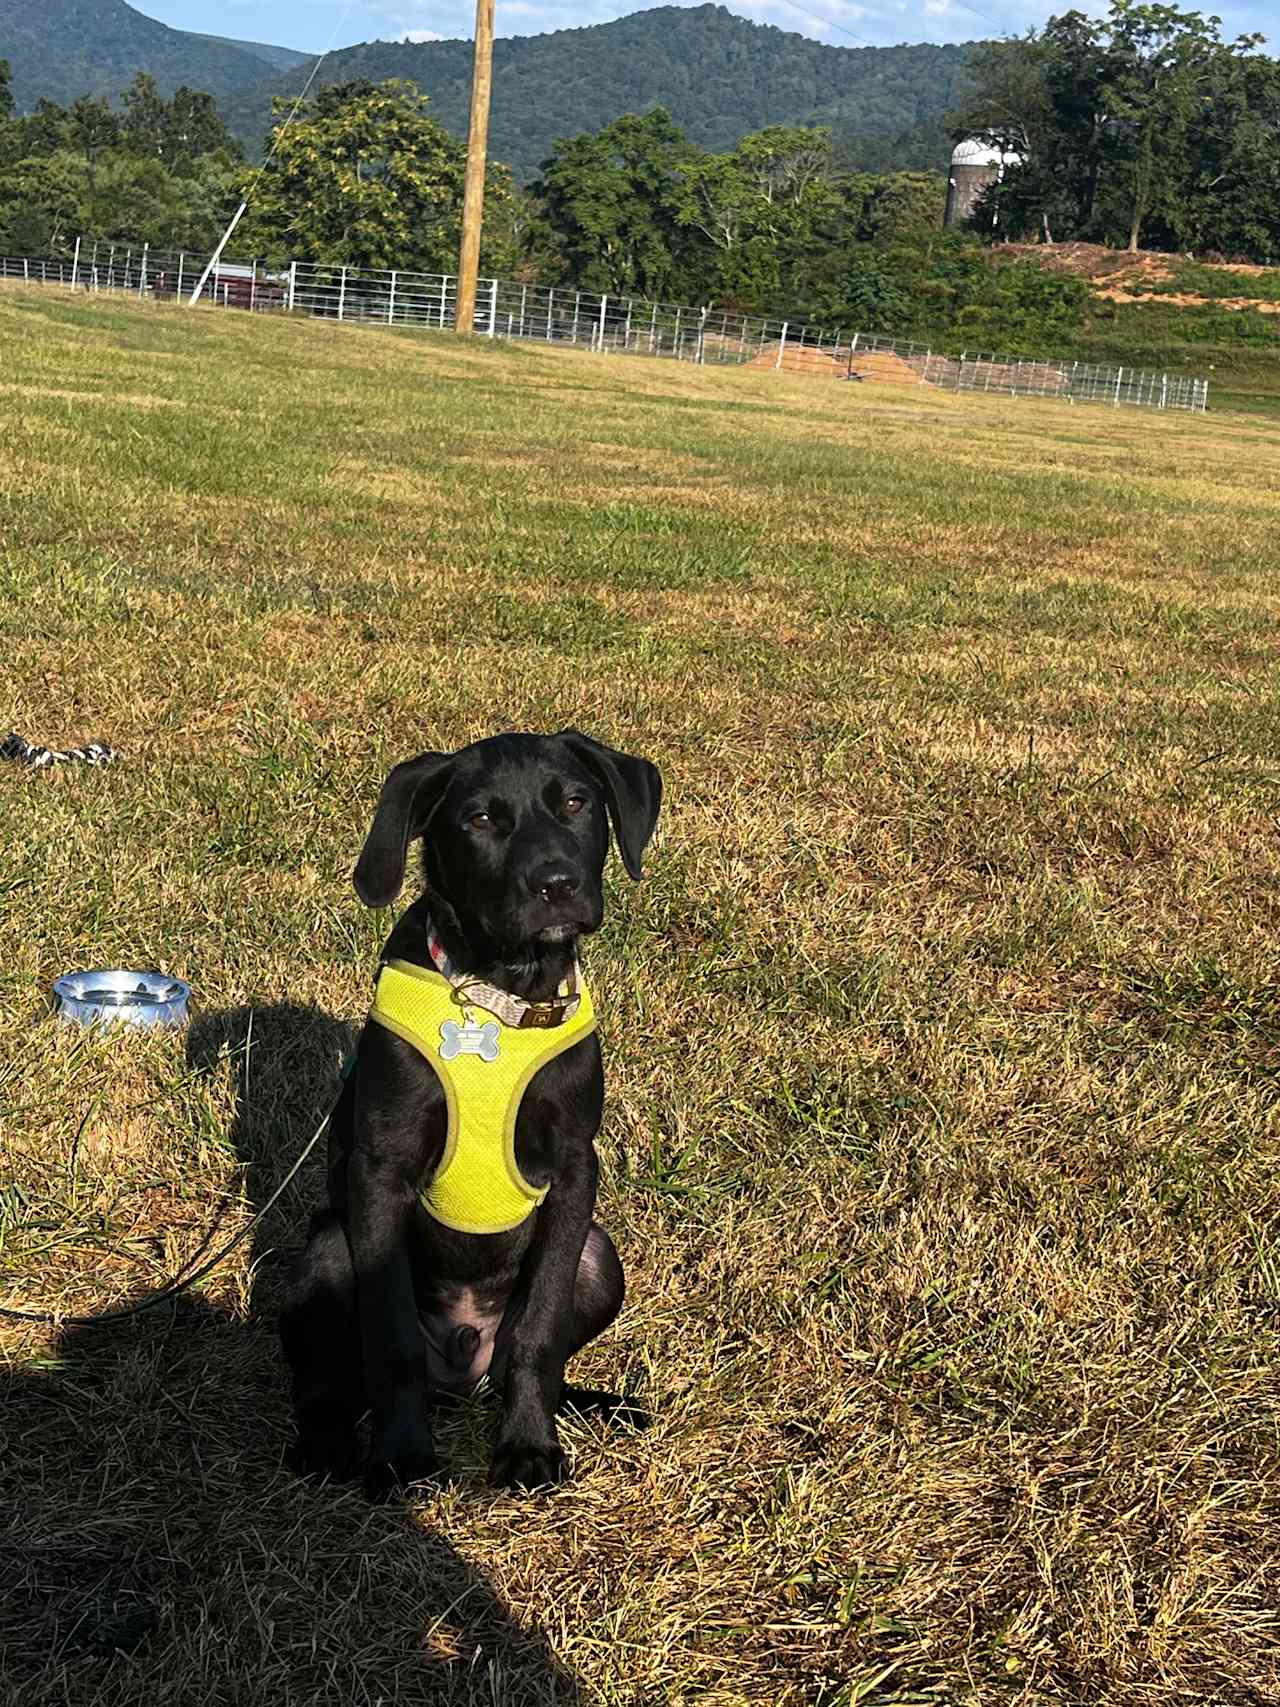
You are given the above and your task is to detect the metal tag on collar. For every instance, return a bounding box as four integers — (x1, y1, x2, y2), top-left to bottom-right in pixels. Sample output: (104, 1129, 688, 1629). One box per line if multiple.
(439, 1017, 501, 1062)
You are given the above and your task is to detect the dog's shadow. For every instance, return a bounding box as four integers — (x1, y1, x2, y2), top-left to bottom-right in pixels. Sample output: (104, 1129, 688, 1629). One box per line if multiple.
(1, 1003, 586, 1703)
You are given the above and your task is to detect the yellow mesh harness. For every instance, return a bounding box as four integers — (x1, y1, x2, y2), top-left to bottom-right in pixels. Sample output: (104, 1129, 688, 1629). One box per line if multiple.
(369, 958, 597, 1235)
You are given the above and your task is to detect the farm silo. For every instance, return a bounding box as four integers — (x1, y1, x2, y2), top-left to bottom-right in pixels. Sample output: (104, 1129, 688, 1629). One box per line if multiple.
(945, 140, 1021, 227)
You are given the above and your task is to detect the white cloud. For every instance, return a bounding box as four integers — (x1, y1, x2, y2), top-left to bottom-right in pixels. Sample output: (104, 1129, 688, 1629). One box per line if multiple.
(401, 28, 443, 39)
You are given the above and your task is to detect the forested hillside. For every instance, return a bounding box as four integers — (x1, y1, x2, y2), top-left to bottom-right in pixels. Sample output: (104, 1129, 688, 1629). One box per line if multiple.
(222, 6, 974, 178)
(0, 0, 307, 109)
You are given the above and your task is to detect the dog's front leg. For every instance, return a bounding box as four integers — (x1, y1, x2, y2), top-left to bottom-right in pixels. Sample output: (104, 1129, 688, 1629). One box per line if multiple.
(348, 1091, 443, 1497)
(490, 1147, 597, 1492)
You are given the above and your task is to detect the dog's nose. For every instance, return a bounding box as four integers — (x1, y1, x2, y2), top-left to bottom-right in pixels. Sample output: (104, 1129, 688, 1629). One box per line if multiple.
(527, 866, 580, 905)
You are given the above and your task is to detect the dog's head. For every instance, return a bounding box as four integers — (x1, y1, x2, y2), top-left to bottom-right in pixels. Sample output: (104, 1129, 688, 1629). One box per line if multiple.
(353, 731, 662, 956)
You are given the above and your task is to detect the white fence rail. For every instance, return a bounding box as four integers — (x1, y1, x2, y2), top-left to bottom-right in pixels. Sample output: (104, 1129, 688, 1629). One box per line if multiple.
(0, 240, 1211, 414)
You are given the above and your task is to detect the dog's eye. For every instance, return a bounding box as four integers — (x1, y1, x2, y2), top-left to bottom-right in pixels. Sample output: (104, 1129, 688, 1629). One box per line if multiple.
(564, 795, 587, 816)
(467, 812, 492, 830)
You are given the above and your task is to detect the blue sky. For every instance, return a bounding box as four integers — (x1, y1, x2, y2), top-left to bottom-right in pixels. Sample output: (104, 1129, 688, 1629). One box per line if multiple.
(137, 0, 1274, 56)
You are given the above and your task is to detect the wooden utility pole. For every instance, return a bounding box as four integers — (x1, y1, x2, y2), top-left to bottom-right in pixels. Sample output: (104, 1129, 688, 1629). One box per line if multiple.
(455, 0, 496, 335)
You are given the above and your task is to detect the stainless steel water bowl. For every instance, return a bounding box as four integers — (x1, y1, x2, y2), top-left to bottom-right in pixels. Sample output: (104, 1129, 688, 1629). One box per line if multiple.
(53, 969, 191, 1031)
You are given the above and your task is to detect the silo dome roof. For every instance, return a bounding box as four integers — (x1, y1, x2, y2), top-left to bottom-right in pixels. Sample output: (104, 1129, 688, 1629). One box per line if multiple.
(951, 138, 1021, 167)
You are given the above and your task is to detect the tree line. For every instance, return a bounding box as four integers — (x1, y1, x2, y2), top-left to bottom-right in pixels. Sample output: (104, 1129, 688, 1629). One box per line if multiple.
(1, 2, 1277, 355)
(0, 68, 243, 255)
(956, 0, 1280, 258)
(0, 65, 1083, 348)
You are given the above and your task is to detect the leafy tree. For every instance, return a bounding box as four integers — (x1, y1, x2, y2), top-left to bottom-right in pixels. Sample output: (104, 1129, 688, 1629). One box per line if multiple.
(121, 72, 169, 158)
(64, 96, 122, 162)
(161, 85, 242, 175)
(0, 59, 17, 174)
(734, 126, 833, 207)
(666, 127, 843, 305)
(952, 2, 1280, 257)
(0, 70, 247, 258)
(241, 80, 514, 274)
(1179, 50, 1280, 260)
(533, 109, 701, 299)
(0, 153, 86, 251)
(855, 172, 948, 244)
(1101, 2, 1252, 252)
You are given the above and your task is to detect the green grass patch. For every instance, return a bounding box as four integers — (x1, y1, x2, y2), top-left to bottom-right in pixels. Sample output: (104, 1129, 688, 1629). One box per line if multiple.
(3, 285, 1280, 1707)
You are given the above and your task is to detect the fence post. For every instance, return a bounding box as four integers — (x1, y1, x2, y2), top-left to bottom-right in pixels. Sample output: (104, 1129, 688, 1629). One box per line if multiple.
(775, 322, 789, 371)
(572, 291, 581, 344)
(1113, 366, 1122, 407)
(674, 305, 682, 358)
(337, 266, 348, 321)
(650, 301, 658, 352)
(177, 251, 185, 299)
(598, 293, 608, 351)
(23, 258, 29, 282)
(488, 276, 498, 336)
(519, 283, 527, 338)
(288, 261, 297, 313)
(71, 236, 81, 290)
(1160, 373, 1168, 409)
(439, 274, 449, 329)
(139, 243, 148, 299)
(388, 270, 397, 325)
(547, 287, 554, 339)
(250, 258, 257, 313)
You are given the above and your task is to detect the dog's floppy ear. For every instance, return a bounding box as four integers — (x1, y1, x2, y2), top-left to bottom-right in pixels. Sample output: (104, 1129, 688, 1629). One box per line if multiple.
(354, 750, 455, 908)
(558, 731, 662, 880)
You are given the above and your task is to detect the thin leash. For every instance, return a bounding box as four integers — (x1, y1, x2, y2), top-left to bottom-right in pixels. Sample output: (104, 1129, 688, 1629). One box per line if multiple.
(2, 735, 339, 1325)
(0, 1106, 333, 1327)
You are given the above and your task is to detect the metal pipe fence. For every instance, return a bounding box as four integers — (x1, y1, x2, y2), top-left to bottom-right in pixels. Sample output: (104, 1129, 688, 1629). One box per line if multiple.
(0, 240, 1211, 414)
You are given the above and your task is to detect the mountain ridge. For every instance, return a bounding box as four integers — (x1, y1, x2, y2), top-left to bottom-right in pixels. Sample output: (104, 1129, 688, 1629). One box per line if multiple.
(224, 6, 977, 177)
(0, 0, 308, 109)
(5, 3, 977, 180)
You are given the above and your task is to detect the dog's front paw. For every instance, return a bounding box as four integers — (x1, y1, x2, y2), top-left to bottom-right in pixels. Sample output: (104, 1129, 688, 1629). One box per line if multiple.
(288, 1403, 364, 1483)
(365, 1427, 447, 1502)
(289, 1428, 364, 1484)
(365, 1447, 447, 1502)
(490, 1435, 569, 1493)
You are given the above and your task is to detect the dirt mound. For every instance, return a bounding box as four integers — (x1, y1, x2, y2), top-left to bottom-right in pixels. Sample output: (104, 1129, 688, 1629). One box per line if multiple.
(746, 342, 934, 386)
(849, 349, 931, 386)
(746, 342, 844, 376)
(1003, 241, 1174, 282)
(1002, 241, 1280, 312)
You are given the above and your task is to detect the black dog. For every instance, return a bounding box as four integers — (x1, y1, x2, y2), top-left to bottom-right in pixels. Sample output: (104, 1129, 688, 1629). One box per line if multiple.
(280, 731, 662, 1496)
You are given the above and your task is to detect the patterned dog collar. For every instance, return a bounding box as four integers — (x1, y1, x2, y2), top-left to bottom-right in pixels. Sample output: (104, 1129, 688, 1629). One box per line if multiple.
(423, 923, 582, 1030)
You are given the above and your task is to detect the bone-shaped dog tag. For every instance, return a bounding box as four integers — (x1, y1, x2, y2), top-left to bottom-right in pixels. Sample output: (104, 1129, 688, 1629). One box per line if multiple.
(439, 1019, 500, 1063)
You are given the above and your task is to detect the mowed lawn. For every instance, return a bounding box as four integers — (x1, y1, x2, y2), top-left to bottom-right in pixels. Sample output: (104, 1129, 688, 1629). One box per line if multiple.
(3, 285, 1280, 1707)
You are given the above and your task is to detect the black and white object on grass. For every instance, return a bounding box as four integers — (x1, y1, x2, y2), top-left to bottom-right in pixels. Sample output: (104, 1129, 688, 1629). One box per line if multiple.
(1, 732, 118, 768)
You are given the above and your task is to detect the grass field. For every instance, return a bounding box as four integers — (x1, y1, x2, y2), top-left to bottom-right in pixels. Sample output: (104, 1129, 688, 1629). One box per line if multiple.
(3, 285, 1280, 1707)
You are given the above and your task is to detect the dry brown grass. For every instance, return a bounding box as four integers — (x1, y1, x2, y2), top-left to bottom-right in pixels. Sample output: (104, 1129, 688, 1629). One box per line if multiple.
(2, 284, 1280, 1705)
